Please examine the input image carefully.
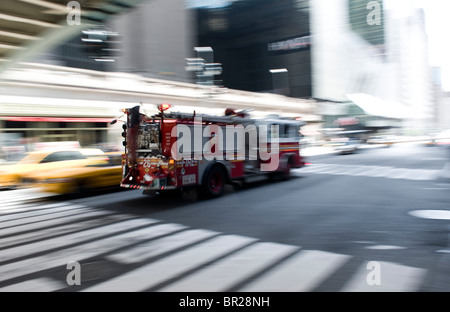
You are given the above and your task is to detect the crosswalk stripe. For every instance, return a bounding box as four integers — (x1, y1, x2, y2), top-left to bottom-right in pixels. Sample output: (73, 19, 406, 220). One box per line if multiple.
(0, 218, 158, 264)
(340, 261, 427, 292)
(85, 235, 256, 292)
(0, 220, 171, 283)
(239, 250, 351, 292)
(0, 209, 112, 238)
(351, 167, 383, 176)
(308, 164, 338, 173)
(107, 228, 219, 264)
(0, 203, 48, 213)
(0, 214, 126, 249)
(0, 190, 48, 204)
(324, 165, 354, 175)
(297, 164, 334, 173)
(0, 207, 96, 229)
(158, 242, 299, 292)
(0, 202, 85, 215)
(298, 164, 439, 181)
(387, 168, 408, 179)
(0, 193, 431, 292)
(0, 278, 64, 292)
(0, 204, 88, 222)
(344, 166, 373, 175)
(412, 169, 439, 180)
(366, 167, 394, 178)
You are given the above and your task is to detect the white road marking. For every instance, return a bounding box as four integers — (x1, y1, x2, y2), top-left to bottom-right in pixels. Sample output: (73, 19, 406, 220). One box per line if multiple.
(0, 214, 126, 249)
(107, 228, 219, 264)
(0, 202, 86, 215)
(409, 210, 450, 220)
(159, 242, 298, 292)
(0, 208, 113, 238)
(0, 218, 158, 263)
(341, 261, 426, 292)
(239, 250, 351, 292)
(365, 245, 407, 250)
(0, 220, 174, 283)
(0, 204, 89, 222)
(85, 235, 256, 292)
(0, 278, 64, 292)
(297, 164, 440, 181)
(0, 207, 96, 229)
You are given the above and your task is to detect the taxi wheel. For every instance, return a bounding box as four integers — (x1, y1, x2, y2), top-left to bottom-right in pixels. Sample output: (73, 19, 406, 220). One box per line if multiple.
(75, 181, 89, 196)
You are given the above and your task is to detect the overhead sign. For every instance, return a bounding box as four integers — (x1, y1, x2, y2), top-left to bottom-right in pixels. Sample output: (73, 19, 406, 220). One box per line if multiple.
(334, 117, 359, 126)
(268, 36, 311, 52)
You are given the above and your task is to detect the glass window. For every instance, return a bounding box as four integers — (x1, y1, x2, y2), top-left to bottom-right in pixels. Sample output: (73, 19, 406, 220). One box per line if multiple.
(40, 151, 85, 163)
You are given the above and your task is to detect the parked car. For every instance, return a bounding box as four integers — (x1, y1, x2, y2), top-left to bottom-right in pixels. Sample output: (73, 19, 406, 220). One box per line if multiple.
(366, 135, 396, 147)
(333, 139, 360, 154)
(0, 148, 106, 188)
(30, 153, 123, 195)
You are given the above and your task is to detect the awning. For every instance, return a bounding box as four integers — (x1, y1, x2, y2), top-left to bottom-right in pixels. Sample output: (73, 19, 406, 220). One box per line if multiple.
(346, 93, 418, 119)
(0, 116, 113, 123)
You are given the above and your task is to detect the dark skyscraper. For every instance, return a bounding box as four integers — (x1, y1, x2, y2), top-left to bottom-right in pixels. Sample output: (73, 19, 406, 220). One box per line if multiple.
(195, 0, 311, 97)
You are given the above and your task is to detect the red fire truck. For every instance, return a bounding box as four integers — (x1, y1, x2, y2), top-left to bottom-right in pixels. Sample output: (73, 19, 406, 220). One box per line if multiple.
(118, 104, 306, 198)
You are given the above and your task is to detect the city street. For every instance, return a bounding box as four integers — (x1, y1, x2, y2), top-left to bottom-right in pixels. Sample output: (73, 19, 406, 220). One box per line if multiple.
(0, 142, 449, 292)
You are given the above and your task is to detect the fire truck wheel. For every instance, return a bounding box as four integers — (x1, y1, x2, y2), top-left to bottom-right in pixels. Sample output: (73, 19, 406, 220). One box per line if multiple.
(282, 162, 292, 180)
(202, 165, 226, 198)
(269, 158, 292, 181)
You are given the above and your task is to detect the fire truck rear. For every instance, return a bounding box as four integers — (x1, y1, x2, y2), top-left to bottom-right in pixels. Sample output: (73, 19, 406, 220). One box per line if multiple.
(119, 104, 306, 198)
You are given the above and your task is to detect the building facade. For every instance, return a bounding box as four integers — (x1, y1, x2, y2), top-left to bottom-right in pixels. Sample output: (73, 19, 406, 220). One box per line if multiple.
(194, 0, 311, 97)
(311, 0, 434, 133)
(27, 0, 437, 143)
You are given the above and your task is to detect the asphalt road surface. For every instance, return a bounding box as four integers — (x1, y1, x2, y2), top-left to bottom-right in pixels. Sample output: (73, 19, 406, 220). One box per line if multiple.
(0, 142, 449, 292)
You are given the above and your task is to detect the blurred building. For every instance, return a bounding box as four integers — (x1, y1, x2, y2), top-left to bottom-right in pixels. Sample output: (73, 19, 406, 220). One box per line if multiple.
(432, 67, 450, 131)
(6, 0, 437, 150)
(113, 0, 433, 135)
(110, 0, 197, 82)
(194, 0, 311, 97)
(311, 0, 434, 134)
(39, 0, 197, 82)
(38, 1, 433, 111)
(437, 93, 450, 131)
(39, 0, 312, 94)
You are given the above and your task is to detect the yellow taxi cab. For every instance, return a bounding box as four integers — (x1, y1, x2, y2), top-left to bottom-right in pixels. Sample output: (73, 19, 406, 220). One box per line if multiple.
(31, 153, 123, 195)
(0, 148, 106, 188)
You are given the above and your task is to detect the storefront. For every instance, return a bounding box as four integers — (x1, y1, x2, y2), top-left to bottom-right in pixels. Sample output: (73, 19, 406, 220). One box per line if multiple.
(0, 116, 111, 146)
(0, 94, 123, 161)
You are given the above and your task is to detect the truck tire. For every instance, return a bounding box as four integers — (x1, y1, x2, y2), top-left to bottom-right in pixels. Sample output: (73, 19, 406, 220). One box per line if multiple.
(281, 161, 292, 180)
(269, 157, 292, 181)
(202, 165, 226, 198)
